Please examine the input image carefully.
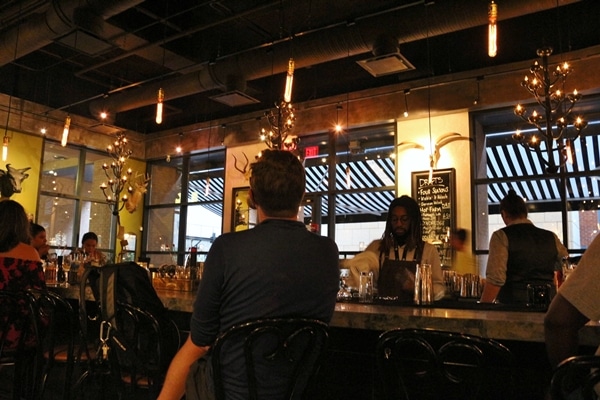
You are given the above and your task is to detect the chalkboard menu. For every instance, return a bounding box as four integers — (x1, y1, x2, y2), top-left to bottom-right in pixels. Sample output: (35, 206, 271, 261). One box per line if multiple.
(411, 169, 456, 266)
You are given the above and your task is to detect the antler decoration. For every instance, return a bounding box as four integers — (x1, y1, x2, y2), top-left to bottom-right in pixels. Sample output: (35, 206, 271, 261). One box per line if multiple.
(396, 133, 471, 182)
(233, 152, 251, 180)
(431, 132, 471, 169)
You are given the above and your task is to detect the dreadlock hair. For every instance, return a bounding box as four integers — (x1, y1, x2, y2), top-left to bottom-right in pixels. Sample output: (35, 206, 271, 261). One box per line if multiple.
(379, 195, 423, 255)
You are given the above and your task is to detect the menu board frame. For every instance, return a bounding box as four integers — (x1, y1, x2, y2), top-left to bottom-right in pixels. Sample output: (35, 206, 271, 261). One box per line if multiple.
(411, 168, 456, 266)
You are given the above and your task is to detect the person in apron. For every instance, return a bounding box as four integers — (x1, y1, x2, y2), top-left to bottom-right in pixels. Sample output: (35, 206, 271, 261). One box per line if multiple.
(342, 195, 446, 302)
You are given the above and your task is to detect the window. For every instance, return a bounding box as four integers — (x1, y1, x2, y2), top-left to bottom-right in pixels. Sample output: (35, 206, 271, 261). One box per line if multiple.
(145, 150, 225, 266)
(473, 97, 600, 272)
(37, 142, 117, 260)
(301, 124, 396, 254)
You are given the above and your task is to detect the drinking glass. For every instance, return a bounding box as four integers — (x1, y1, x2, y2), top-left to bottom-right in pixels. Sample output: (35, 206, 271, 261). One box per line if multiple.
(62, 255, 72, 286)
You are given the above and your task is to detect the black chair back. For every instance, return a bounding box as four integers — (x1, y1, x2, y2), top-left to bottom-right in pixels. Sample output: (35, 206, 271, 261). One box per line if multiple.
(375, 328, 514, 400)
(211, 318, 329, 400)
(112, 301, 180, 397)
(34, 289, 87, 400)
(0, 290, 42, 400)
(551, 355, 600, 400)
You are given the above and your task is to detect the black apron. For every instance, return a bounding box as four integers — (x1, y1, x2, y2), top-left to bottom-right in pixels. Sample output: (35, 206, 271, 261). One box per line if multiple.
(377, 243, 423, 301)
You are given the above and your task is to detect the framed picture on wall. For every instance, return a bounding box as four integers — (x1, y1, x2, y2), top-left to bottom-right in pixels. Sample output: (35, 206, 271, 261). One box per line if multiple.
(231, 187, 257, 232)
(411, 168, 456, 268)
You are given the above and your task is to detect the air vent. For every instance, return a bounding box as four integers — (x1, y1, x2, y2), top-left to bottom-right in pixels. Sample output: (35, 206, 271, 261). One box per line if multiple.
(210, 91, 260, 107)
(356, 53, 415, 77)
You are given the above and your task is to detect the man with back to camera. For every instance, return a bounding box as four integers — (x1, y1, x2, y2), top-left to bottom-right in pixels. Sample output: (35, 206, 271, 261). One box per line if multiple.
(480, 189, 568, 305)
(157, 149, 340, 400)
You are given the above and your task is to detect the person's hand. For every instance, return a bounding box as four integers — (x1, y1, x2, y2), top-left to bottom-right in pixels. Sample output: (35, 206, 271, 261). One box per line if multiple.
(38, 244, 51, 259)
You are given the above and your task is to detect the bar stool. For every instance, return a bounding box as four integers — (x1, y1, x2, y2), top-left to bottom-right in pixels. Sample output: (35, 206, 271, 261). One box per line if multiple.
(375, 328, 515, 400)
(550, 355, 600, 400)
(35, 289, 94, 400)
(210, 318, 329, 400)
(0, 290, 42, 400)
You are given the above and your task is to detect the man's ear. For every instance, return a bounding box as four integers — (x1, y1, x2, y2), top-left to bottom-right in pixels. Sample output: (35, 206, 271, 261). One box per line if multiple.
(247, 188, 256, 209)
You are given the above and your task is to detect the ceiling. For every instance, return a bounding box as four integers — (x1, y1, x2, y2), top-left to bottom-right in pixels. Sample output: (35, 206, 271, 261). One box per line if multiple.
(0, 0, 598, 136)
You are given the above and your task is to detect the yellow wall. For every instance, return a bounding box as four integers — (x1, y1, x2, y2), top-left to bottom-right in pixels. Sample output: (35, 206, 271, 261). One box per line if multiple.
(4, 130, 146, 259)
(3, 131, 43, 217)
(117, 157, 147, 257)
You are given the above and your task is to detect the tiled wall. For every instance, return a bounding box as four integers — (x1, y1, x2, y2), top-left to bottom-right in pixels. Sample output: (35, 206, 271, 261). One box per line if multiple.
(333, 221, 387, 252)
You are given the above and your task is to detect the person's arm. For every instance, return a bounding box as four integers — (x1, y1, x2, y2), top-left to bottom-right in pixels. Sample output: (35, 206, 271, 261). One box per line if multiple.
(479, 281, 501, 303)
(544, 293, 589, 368)
(158, 335, 210, 400)
(479, 230, 508, 303)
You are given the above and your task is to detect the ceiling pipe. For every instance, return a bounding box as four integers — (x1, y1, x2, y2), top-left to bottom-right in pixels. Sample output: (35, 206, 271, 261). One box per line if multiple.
(89, 0, 581, 119)
(0, 0, 144, 65)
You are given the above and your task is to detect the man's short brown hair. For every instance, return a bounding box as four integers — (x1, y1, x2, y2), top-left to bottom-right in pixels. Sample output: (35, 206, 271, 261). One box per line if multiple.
(250, 150, 305, 218)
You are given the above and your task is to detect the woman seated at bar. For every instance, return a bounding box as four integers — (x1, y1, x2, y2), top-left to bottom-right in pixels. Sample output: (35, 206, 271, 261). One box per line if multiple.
(0, 200, 46, 348)
(72, 231, 107, 267)
(342, 195, 445, 302)
(479, 190, 567, 305)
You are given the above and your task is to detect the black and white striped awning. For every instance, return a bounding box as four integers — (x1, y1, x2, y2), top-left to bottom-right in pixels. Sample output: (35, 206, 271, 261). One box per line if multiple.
(484, 122, 600, 206)
(304, 156, 395, 217)
(188, 177, 225, 216)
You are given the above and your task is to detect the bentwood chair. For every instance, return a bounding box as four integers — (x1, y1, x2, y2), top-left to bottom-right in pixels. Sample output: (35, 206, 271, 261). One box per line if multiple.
(34, 289, 93, 400)
(211, 318, 329, 400)
(0, 290, 43, 400)
(551, 355, 600, 400)
(375, 328, 515, 400)
(111, 301, 180, 399)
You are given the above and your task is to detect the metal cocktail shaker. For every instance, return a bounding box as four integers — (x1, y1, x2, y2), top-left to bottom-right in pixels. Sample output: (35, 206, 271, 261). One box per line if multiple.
(414, 263, 432, 305)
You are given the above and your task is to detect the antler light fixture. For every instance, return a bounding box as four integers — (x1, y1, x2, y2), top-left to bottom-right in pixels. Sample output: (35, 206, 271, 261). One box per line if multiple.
(513, 47, 587, 173)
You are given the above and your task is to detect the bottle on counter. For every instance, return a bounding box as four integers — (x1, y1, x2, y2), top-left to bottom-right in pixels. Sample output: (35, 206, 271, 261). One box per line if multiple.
(189, 246, 198, 286)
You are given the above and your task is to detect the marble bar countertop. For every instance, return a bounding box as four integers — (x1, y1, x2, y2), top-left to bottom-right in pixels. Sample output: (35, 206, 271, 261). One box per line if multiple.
(48, 284, 600, 347)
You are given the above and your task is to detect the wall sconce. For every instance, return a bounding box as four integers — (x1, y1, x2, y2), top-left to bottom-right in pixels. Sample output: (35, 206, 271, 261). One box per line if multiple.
(176, 132, 183, 153)
(156, 88, 164, 124)
(61, 115, 71, 147)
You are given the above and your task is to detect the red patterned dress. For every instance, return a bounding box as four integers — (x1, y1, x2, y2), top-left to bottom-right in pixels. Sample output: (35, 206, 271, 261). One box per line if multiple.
(0, 257, 46, 349)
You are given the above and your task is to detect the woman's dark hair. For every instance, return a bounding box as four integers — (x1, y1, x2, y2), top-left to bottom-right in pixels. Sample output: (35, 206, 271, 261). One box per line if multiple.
(0, 200, 32, 252)
(249, 150, 305, 218)
(30, 222, 45, 237)
(379, 195, 423, 255)
(82, 231, 99, 244)
(500, 189, 527, 218)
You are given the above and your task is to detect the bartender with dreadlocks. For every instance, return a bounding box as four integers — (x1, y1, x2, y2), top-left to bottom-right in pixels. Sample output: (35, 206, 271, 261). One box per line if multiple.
(342, 195, 446, 301)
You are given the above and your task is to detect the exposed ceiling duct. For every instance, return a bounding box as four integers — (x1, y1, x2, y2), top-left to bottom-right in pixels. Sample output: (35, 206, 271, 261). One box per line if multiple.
(0, 0, 145, 65)
(87, 0, 580, 122)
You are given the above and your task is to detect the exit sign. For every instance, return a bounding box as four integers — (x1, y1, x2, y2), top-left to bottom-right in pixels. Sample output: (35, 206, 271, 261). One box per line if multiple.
(304, 146, 319, 158)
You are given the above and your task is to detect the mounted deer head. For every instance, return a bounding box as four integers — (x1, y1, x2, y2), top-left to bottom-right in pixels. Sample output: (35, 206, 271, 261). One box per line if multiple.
(125, 173, 150, 213)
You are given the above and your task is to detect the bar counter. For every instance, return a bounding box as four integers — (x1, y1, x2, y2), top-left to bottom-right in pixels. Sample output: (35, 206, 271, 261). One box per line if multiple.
(49, 284, 600, 346)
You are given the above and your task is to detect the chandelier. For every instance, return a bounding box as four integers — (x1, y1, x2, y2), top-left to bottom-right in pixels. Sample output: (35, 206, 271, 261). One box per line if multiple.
(259, 58, 300, 152)
(99, 132, 133, 221)
(512, 47, 587, 174)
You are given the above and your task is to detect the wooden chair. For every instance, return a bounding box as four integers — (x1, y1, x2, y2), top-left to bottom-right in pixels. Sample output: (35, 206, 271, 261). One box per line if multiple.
(375, 328, 515, 400)
(211, 318, 329, 400)
(0, 290, 42, 400)
(551, 355, 600, 400)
